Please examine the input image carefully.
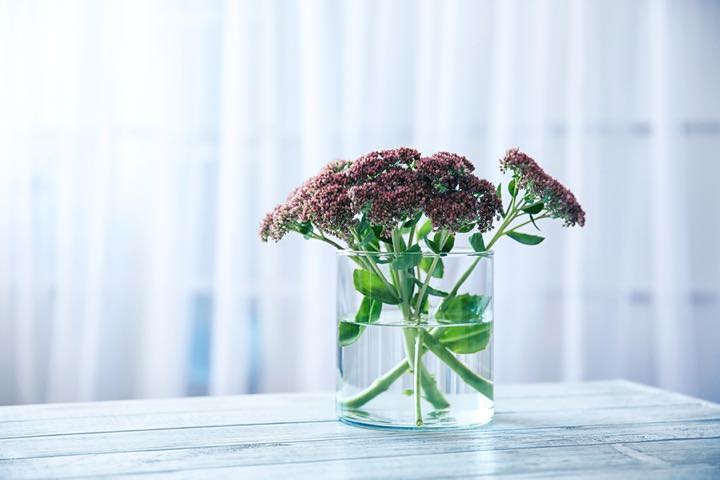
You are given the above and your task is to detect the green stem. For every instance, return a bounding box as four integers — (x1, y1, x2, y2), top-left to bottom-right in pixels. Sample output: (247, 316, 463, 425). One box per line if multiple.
(447, 200, 533, 298)
(420, 330, 493, 399)
(413, 230, 449, 313)
(448, 256, 480, 298)
(393, 227, 424, 427)
(350, 228, 398, 296)
(339, 360, 408, 409)
(354, 245, 451, 410)
(339, 328, 449, 409)
(504, 213, 551, 234)
(306, 231, 345, 250)
(414, 331, 423, 426)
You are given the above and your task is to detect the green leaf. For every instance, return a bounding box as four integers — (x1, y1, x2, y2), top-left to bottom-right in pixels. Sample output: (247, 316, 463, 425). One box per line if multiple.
(496, 183, 505, 218)
(419, 257, 444, 278)
(529, 214, 541, 231)
(439, 323, 492, 354)
(434, 232, 455, 253)
(413, 279, 449, 297)
(402, 389, 414, 396)
(417, 219, 433, 239)
(508, 178, 517, 197)
(506, 231, 545, 245)
(435, 294, 491, 323)
(338, 321, 364, 347)
(355, 296, 382, 324)
(358, 228, 377, 248)
(469, 232, 485, 252)
(522, 202, 544, 215)
(371, 225, 393, 244)
(297, 221, 313, 236)
(394, 232, 407, 252)
(413, 293, 430, 314)
(357, 215, 369, 234)
(353, 269, 401, 304)
(424, 236, 439, 253)
(403, 212, 422, 228)
(391, 244, 422, 270)
(457, 223, 474, 233)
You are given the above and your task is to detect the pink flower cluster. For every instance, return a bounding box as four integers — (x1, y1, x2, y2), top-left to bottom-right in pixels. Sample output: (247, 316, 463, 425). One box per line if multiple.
(260, 148, 504, 242)
(259, 161, 354, 242)
(500, 148, 586, 227)
(346, 147, 419, 182)
(418, 152, 501, 232)
(347, 148, 425, 232)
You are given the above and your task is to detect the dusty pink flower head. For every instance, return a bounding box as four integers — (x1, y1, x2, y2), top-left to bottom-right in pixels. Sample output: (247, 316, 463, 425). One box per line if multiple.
(259, 160, 356, 241)
(349, 152, 425, 231)
(418, 152, 501, 232)
(500, 148, 586, 227)
(346, 147, 420, 182)
(302, 165, 355, 237)
(322, 159, 353, 174)
(259, 202, 300, 242)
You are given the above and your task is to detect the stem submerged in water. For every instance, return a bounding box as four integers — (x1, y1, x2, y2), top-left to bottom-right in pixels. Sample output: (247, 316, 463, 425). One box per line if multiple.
(413, 330, 423, 426)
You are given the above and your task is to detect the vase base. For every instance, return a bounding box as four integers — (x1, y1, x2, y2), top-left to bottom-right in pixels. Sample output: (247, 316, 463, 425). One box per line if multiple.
(337, 406, 494, 431)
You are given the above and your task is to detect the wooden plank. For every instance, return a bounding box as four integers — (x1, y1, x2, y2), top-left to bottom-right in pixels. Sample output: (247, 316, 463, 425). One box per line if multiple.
(0, 388, 706, 440)
(0, 393, 331, 423)
(13, 438, 717, 480)
(1, 403, 719, 460)
(1, 420, 718, 478)
(0, 381, 645, 423)
(486, 464, 720, 479)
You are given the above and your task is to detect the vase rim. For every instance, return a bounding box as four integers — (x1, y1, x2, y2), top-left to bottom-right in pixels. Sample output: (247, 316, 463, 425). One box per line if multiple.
(336, 248, 494, 257)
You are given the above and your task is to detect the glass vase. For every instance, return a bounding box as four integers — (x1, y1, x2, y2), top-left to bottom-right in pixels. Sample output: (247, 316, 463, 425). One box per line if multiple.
(336, 249, 494, 430)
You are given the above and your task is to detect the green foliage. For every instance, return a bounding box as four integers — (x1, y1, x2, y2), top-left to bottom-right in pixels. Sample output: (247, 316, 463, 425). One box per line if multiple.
(439, 322, 492, 354)
(423, 236, 439, 253)
(338, 296, 382, 347)
(469, 232, 485, 252)
(402, 212, 422, 228)
(424, 231, 454, 254)
(297, 221, 313, 237)
(522, 202, 544, 215)
(413, 293, 430, 314)
(435, 294, 491, 323)
(391, 244, 422, 270)
(353, 269, 401, 304)
(496, 183, 505, 217)
(438, 233, 455, 253)
(355, 296, 382, 324)
(358, 228, 379, 250)
(338, 321, 364, 347)
(506, 231, 545, 245)
(419, 257, 444, 278)
(508, 178, 517, 197)
(371, 225, 392, 244)
(416, 219, 433, 239)
(528, 214, 541, 231)
(412, 278, 449, 297)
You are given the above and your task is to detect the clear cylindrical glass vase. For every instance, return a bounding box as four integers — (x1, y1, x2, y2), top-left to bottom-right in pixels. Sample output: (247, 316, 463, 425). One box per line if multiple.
(336, 249, 494, 430)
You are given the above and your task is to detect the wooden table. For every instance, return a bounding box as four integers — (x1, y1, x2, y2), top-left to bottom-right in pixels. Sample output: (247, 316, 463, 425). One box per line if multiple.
(1, 381, 718, 479)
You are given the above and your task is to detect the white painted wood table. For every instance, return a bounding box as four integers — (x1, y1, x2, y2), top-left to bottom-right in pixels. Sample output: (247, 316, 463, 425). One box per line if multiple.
(1, 381, 719, 479)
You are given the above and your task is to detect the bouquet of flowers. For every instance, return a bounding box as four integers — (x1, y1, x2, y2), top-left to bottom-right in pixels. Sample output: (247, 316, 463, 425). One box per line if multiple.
(261, 148, 585, 428)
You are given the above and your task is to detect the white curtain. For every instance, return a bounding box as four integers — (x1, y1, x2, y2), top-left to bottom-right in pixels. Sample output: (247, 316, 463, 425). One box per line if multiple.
(1, 0, 719, 405)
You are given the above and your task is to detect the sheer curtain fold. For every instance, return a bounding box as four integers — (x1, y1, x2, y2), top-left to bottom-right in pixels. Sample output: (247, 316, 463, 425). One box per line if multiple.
(0, 0, 718, 404)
